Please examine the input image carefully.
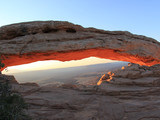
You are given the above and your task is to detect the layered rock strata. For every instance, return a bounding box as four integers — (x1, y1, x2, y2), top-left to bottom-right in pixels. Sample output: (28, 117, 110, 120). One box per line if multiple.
(0, 21, 160, 71)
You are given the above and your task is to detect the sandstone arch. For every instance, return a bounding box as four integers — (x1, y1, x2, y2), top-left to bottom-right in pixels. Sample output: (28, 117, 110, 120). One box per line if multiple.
(0, 21, 160, 71)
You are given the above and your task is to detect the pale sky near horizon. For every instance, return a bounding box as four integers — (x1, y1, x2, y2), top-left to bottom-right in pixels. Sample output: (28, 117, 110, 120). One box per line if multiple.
(1, 0, 160, 72)
(2, 57, 119, 74)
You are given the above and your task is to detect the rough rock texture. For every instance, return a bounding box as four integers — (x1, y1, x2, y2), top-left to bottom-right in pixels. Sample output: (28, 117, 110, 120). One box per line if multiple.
(0, 21, 160, 70)
(100, 63, 160, 86)
(0, 74, 18, 84)
(1, 63, 160, 120)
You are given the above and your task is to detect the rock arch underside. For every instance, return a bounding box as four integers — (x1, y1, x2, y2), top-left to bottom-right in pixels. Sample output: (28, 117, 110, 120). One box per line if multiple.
(0, 21, 160, 71)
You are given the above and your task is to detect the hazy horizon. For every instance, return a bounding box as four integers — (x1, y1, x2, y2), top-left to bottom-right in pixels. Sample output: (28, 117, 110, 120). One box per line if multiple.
(4, 61, 128, 86)
(2, 57, 119, 74)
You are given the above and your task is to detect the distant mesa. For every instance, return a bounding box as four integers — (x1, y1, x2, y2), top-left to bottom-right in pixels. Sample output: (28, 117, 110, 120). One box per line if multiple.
(0, 21, 160, 71)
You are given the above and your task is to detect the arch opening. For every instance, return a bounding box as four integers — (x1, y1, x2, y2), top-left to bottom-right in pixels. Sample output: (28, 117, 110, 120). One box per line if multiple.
(1, 48, 158, 72)
(2, 57, 128, 86)
(1, 21, 160, 72)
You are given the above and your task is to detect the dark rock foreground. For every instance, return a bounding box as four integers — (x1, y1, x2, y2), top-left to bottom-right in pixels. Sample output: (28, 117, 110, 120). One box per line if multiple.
(1, 63, 160, 120)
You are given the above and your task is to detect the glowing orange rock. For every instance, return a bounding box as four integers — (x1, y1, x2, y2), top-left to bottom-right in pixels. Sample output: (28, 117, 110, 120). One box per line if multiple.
(121, 66, 125, 70)
(97, 74, 106, 86)
(0, 21, 160, 71)
(97, 71, 115, 85)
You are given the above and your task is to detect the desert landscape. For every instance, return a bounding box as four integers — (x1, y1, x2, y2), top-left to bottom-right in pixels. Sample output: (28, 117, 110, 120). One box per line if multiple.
(5, 62, 127, 85)
(1, 62, 160, 120)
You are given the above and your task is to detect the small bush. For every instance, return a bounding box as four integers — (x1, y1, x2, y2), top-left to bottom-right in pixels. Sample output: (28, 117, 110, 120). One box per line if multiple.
(0, 79, 32, 120)
(0, 56, 31, 120)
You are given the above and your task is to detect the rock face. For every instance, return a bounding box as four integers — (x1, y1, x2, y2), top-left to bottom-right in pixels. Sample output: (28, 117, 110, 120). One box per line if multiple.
(3, 63, 159, 120)
(100, 63, 160, 85)
(0, 74, 18, 84)
(0, 21, 160, 70)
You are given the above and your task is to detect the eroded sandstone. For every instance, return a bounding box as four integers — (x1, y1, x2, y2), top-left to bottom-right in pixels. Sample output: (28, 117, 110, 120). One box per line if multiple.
(0, 21, 160, 70)
(99, 63, 160, 86)
(1, 63, 160, 120)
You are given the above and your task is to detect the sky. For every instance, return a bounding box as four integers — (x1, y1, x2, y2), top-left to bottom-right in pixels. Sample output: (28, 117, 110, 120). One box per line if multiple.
(1, 0, 160, 72)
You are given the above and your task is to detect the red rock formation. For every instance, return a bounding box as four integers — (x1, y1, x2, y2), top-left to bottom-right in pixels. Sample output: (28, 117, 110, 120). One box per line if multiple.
(0, 21, 160, 71)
